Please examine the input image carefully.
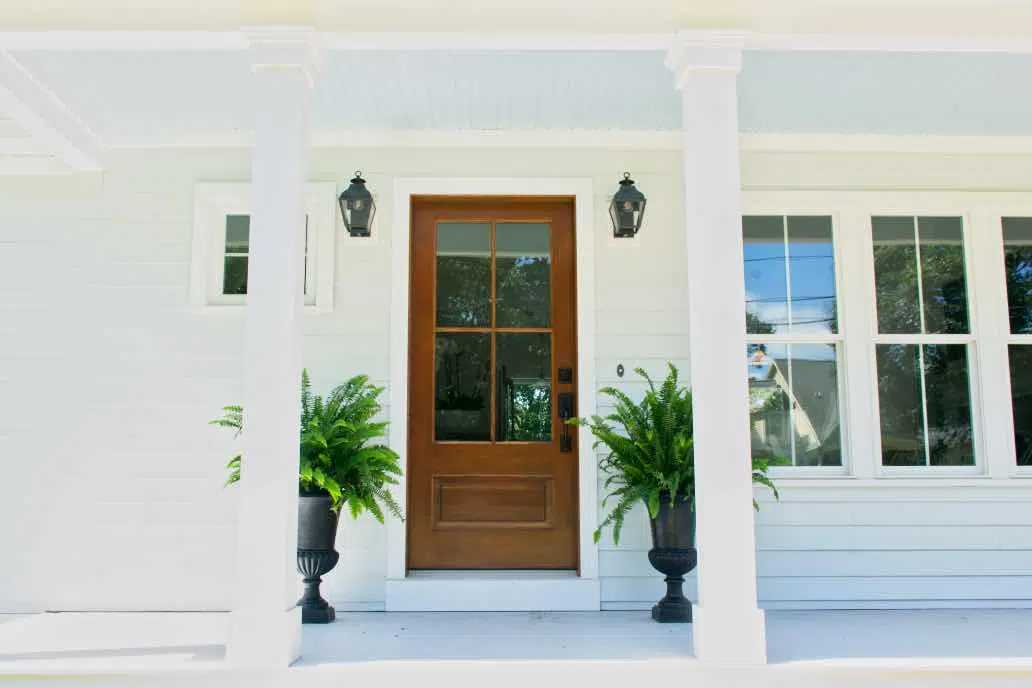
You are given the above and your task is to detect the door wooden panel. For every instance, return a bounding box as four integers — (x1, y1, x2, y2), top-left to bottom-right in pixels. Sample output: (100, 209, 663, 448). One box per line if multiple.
(408, 197, 578, 570)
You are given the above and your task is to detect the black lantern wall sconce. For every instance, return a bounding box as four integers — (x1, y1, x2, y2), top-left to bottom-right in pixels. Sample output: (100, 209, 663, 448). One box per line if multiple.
(338, 171, 375, 237)
(609, 171, 646, 238)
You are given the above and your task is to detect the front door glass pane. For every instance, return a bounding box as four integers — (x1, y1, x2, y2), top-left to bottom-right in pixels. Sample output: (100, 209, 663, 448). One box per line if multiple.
(496, 333, 552, 442)
(437, 222, 491, 327)
(496, 222, 551, 327)
(435, 333, 491, 441)
(434, 219, 556, 444)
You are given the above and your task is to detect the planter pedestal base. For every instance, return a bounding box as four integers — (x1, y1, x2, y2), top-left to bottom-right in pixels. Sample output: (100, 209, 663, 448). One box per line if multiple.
(297, 549, 340, 624)
(647, 547, 697, 624)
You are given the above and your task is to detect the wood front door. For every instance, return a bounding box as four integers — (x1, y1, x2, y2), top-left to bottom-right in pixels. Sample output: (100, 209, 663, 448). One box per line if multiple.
(407, 197, 578, 570)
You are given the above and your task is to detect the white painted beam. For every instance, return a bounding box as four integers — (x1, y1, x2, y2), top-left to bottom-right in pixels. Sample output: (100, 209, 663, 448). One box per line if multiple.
(0, 50, 102, 171)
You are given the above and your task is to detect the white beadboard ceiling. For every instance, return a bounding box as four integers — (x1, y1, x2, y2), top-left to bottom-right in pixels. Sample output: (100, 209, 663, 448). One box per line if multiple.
(7, 49, 1032, 146)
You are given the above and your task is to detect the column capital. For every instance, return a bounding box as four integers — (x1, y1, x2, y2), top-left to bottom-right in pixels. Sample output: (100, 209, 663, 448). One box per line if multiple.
(243, 26, 321, 84)
(664, 30, 747, 89)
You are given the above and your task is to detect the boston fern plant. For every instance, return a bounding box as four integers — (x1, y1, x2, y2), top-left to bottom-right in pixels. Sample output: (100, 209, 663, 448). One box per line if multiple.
(211, 369, 404, 523)
(573, 363, 779, 546)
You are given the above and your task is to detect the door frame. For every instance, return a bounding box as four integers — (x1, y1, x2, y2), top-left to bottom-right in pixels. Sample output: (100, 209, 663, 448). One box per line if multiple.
(386, 177, 599, 607)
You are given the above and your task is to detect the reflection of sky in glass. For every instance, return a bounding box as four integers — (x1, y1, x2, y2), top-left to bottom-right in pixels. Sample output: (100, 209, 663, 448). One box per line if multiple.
(744, 216, 836, 335)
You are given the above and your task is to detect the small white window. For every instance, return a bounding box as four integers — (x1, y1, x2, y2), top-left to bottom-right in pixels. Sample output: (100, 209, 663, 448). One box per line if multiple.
(190, 182, 336, 313)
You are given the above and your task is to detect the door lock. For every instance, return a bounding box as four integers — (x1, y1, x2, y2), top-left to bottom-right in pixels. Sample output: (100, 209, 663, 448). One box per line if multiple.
(558, 392, 575, 452)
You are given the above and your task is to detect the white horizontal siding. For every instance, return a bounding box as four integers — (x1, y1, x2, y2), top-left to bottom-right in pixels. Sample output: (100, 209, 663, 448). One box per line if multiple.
(599, 483, 1032, 609)
(0, 149, 394, 611)
(4, 146, 1032, 614)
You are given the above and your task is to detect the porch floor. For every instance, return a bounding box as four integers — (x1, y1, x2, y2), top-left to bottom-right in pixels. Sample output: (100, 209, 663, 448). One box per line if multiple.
(3, 609, 1032, 683)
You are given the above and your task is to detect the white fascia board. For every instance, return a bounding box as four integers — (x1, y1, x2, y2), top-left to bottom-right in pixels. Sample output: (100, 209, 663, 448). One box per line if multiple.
(103, 130, 1032, 156)
(4, 30, 1032, 54)
(109, 129, 683, 150)
(0, 51, 102, 171)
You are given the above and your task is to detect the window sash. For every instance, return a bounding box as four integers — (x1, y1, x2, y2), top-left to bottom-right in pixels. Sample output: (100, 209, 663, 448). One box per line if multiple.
(743, 213, 844, 470)
(872, 215, 971, 337)
(211, 216, 314, 306)
(743, 214, 839, 337)
(747, 341, 846, 468)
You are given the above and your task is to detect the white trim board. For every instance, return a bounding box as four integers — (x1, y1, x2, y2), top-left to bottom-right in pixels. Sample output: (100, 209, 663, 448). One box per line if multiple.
(0, 51, 102, 171)
(101, 131, 1032, 156)
(386, 176, 599, 612)
(7, 30, 1032, 54)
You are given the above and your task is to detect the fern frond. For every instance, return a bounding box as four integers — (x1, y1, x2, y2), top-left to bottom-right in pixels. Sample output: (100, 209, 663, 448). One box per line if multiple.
(580, 363, 780, 545)
(210, 369, 405, 522)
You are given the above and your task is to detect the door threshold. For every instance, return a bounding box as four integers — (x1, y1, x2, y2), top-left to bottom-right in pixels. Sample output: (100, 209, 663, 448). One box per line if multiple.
(406, 569, 578, 580)
(386, 572, 600, 612)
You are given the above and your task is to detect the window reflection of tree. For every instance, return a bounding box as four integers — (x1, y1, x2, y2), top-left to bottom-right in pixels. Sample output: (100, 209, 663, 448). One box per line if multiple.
(496, 335, 552, 442)
(1003, 227, 1032, 466)
(436, 255, 490, 327)
(873, 236, 973, 466)
(435, 335, 490, 441)
(497, 256, 551, 327)
(498, 371, 552, 442)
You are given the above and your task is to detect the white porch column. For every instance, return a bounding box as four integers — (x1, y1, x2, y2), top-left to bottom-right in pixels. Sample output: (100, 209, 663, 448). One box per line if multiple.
(226, 28, 317, 668)
(666, 32, 767, 665)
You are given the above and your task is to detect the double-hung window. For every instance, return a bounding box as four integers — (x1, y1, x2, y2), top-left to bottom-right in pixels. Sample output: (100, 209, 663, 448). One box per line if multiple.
(871, 216, 976, 468)
(742, 215, 844, 467)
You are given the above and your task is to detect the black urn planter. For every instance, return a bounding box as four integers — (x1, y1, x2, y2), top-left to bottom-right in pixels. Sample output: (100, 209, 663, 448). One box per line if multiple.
(296, 495, 340, 624)
(647, 494, 697, 623)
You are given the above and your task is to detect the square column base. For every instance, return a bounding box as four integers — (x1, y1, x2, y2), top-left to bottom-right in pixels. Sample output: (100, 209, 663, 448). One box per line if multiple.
(226, 605, 302, 668)
(691, 604, 766, 664)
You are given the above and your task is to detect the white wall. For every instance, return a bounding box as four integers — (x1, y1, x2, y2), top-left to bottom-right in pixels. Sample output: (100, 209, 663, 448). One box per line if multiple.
(3, 146, 1032, 612)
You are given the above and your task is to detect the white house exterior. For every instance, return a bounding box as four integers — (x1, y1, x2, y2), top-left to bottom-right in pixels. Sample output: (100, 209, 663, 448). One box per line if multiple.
(4, 0, 1032, 680)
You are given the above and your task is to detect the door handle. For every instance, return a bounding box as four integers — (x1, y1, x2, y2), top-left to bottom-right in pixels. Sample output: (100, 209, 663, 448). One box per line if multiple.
(558, 392, 575, 453)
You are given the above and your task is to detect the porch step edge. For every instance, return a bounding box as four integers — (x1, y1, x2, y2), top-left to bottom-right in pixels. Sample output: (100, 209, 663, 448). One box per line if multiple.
(385, 576, 601, 612)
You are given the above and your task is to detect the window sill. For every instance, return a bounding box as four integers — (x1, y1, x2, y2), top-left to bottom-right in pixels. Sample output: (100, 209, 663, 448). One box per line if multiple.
(767, 468, 852, 480)
(191, 303, 331, 315)
(759, 476, 1020, 490)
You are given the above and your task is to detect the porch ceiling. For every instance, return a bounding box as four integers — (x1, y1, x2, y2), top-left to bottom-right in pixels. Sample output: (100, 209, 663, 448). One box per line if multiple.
(6, 48, 1032, 150)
